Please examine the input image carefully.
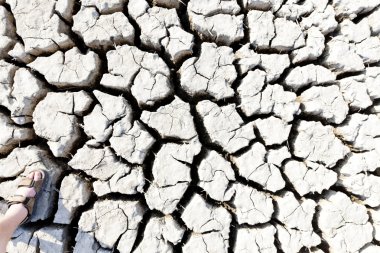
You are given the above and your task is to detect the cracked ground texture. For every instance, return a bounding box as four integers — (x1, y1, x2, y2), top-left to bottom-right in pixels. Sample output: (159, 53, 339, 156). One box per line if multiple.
(0, 0, 380, 252)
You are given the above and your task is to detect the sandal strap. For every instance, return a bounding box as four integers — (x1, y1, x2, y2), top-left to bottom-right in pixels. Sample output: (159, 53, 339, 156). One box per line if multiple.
(7, 195, 30, 205)
(19, 216, 30, 226)
(6, 195, 33, 225)
(18, 178, 35, 188)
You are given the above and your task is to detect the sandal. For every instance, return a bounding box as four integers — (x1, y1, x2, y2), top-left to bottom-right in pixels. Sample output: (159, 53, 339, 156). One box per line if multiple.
(6, 170, 46, 225)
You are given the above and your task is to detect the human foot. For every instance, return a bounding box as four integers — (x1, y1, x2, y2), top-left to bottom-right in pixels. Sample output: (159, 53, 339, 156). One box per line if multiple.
(6, 170, 45, 225)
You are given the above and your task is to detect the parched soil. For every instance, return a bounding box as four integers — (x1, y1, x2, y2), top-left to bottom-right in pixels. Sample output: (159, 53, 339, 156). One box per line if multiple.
(0, 0, 380, 252)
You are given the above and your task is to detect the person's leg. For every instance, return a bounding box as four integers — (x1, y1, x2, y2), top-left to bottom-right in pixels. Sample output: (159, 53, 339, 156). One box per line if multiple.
(0, 171, 43, 253)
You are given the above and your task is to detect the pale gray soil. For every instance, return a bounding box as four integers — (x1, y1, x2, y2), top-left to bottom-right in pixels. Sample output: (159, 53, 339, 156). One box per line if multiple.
(0, 0, 380, 252)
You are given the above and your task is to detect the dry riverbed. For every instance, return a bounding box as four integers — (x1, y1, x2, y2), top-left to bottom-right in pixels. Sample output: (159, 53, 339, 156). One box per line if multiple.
(0, 0, 380, 252)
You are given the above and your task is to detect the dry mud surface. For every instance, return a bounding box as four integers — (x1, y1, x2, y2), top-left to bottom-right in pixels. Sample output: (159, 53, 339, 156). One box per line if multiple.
(0, 0, 380, 252)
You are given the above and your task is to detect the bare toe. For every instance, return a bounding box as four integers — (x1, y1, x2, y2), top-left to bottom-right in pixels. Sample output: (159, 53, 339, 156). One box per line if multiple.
(33, 171, 43, 181)
(27, 171, 35, 179)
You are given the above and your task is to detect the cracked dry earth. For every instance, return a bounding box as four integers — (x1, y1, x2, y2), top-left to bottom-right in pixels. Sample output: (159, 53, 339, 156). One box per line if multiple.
(0, 0, 380, 253)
